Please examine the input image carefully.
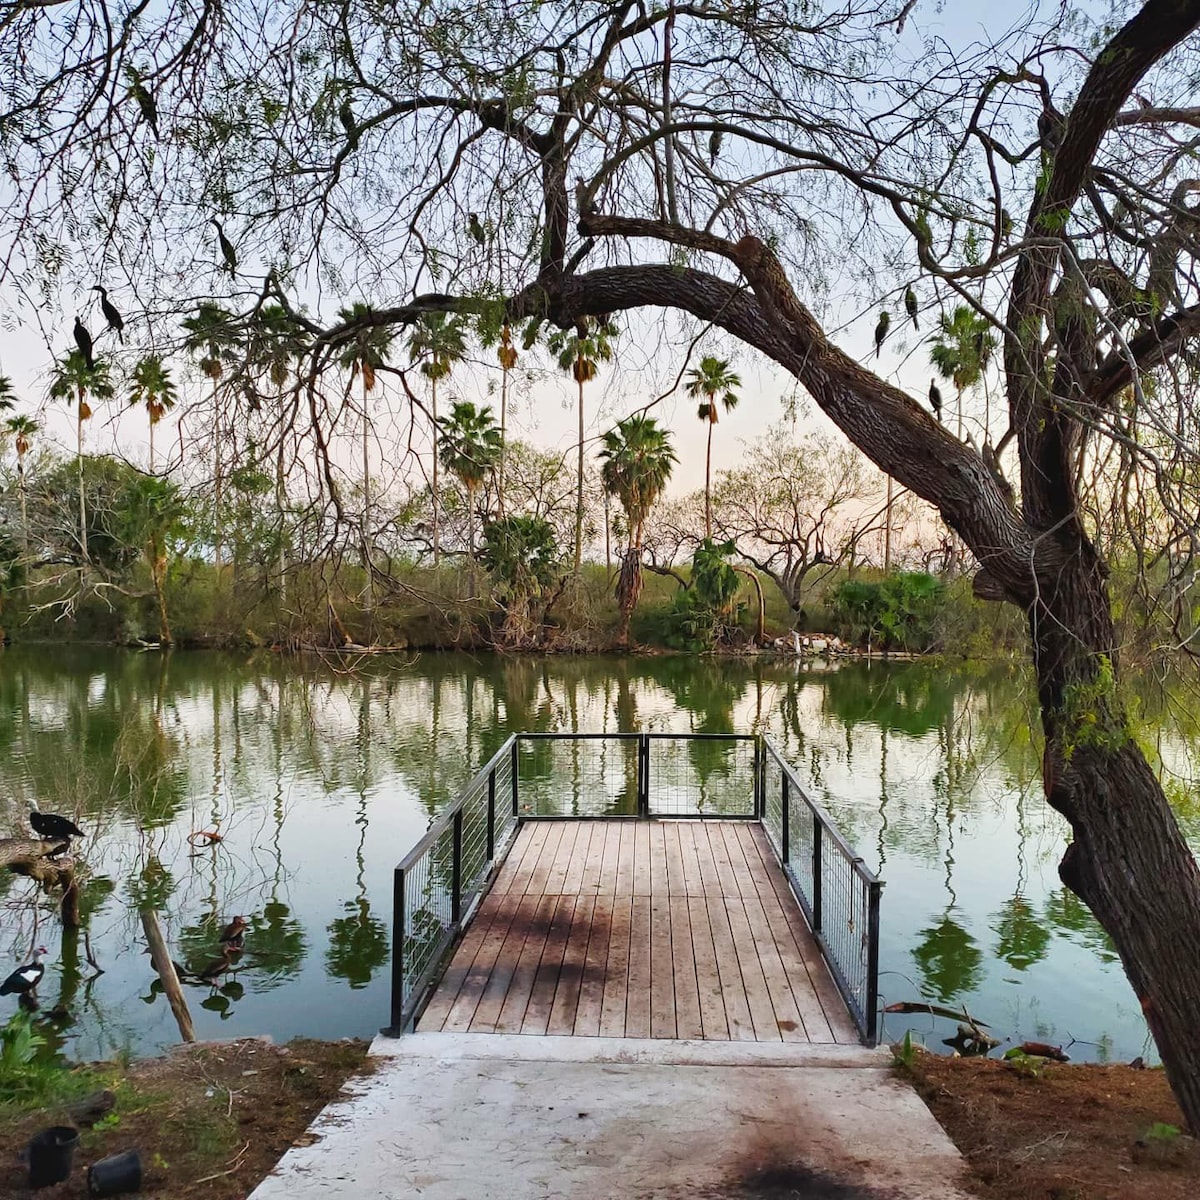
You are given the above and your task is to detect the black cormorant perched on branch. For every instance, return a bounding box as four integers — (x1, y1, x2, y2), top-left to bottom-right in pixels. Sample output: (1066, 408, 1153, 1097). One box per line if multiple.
(91, 286, 124, 342)
(210, 220, 238, 276)
(73, 317, 95, 370)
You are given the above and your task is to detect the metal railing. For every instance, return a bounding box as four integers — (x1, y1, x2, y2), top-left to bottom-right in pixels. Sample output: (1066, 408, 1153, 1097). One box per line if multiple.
(383, 735, 518, 1035)
(514, 732, 759, 818)
(760, 736, 883, 1044)
(386, 731, 881, 1043)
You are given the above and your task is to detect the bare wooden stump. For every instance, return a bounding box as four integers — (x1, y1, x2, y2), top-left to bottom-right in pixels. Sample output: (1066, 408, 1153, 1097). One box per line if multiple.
(140, 908, 196, 1043)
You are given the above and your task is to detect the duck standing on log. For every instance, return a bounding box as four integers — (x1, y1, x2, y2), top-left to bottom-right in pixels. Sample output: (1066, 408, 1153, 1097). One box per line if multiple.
(29, 808, 86, 843)
(1, 947, 48, 1000)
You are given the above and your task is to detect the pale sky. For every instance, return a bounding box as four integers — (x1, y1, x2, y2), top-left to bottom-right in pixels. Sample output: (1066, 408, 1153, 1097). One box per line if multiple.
(0, 1, 1087, 508)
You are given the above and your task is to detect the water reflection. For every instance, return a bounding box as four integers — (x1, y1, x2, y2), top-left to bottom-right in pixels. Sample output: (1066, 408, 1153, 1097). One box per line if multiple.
(0, 647, 1196, 1062)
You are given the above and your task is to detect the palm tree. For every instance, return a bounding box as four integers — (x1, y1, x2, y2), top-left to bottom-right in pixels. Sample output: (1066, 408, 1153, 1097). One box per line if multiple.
(407, 313, 468, 566)
(118, 473, 185, 645)
(685, 355, 742, 538)
(48, 350, 113, 563)
(245, 305, 310, 601)
(0, 376, 14, 417)
(128, 355, 178, 471)
(928, 306, 997, 575)
(438, 400, 502, 591)
(929, 305, 997, 441)
(182, 303, 243, 572)
(548, 319, 619, 574)
(599, 414, 676, 646)
(5, 414, 39, 555)
(337, 303, 394, 609)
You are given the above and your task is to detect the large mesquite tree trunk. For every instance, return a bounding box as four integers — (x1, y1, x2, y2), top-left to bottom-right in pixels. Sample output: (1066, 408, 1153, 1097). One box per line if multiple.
(495, 0, 1200, 1123)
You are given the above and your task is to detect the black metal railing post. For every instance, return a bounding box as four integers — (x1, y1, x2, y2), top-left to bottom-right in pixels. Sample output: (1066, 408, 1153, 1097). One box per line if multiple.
(780, 770, 790, 863)
(637, 733, 650, 817)
(866, 876, 882, 1046)
(486, 769, 496, 861)
(450, 808, 463, 924)
(511, 737, 520, 817)
(387, 866, 406, 1034)
(753, 736, 762, 818)
(812, 813, 823, 933)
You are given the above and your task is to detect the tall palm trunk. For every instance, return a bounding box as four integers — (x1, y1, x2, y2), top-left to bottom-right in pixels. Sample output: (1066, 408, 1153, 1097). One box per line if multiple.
(466, 481, 477, 596)
(574, 371, 584, 575)
(604, 490, 611, 573)
(76, 388, 88, 563)
(884, 475, 894, 571)
(362, 376, 373, 610)
(149, 419, 156, 473)
(211, 378, 224, 574)
(17, 451, 28, 558)
(149, 536, 172, 644)
(276, 439, 287, 604)
(432, 377, 440, 567)
(498, 363, 508, 518)
(704, 409, 716, 539)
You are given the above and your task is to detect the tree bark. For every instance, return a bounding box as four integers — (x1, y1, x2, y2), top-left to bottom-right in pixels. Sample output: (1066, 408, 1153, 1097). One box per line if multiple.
(1, 838, 79, 926)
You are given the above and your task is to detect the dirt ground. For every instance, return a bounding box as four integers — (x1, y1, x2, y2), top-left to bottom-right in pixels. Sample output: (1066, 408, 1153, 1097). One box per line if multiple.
(0, 1037, 371, 1199)
(905, 1050, 1200, 1200)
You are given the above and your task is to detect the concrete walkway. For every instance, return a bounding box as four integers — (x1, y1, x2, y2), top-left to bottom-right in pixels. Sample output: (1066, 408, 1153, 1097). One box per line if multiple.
(250, 1032, 977, 1199)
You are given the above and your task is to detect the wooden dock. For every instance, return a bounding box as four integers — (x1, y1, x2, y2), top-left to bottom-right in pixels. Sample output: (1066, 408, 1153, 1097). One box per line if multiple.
(418, 819, 858, 1043)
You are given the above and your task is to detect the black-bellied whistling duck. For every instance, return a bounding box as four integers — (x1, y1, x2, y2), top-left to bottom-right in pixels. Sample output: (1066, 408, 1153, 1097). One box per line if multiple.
(218, 915, 247, 944)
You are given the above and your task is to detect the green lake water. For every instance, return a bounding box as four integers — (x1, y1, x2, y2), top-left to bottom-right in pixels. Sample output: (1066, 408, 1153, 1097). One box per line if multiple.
(1, 647, 1196, 1063)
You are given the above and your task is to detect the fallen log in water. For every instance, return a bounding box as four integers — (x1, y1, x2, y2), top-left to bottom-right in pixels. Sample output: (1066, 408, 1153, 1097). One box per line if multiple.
(0, 837, 80, 928)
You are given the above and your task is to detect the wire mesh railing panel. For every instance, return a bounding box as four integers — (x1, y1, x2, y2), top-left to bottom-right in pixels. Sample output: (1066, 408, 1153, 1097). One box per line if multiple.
(492, 750, 517, 846)
(389, 736, 518, 1031)
(763, 746, 785, 849)
(396, 821, 457, 1025)
(814, 834, 874, 1031)
(762, 737, 882, 1044)
(515, 735, 641, 817)
(785, 775, 817, 906)
(646, 735, 757, 816)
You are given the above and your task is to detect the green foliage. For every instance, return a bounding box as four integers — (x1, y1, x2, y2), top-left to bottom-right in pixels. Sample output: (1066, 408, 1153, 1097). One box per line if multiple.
(0, 1012, 101, 1109)
(691, 539, 740, 613)
(481, 514, 559, 597)
(893, 1029, 917, 1069)
(830, 572, 945, 651)
(1059, 654, 1132, 756)
(1143, 1121, 1182, 1142)
(438, 401, 502, 492)
(662, 539, 744, 650)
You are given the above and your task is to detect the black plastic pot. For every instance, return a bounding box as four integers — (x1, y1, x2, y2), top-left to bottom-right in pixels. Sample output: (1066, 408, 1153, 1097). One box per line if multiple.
(88, 1148, 143, 1196)
(27, 1125, 79, 1188)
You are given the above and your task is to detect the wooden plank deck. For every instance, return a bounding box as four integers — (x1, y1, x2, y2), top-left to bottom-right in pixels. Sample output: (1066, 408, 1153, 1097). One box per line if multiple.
(418, 820, 858, 1043)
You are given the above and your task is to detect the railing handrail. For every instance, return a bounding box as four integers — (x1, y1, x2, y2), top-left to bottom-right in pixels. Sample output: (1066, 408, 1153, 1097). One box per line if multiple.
(394, 734, 516, 874)
(762, 735, 879, 885)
